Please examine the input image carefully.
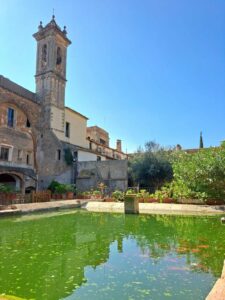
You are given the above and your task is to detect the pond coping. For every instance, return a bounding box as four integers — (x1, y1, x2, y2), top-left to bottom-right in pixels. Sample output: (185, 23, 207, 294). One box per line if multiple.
(0, 200, 225, 216)
(206, 260, 225, 300)
(0, 200, 82, 216)
(84, 201, 225, 216)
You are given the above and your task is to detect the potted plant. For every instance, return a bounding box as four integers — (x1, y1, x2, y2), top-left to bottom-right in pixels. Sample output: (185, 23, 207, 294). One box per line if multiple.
(55, 184, 67, 199)
(112, 190, 124, 202)
(65, 184, 75, 200)
(48, 180, 61, 199)
(91, 190, 102, 200)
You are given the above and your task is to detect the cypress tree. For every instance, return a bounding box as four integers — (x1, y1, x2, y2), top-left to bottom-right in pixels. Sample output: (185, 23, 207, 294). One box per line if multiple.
(199, 131, 204, 148)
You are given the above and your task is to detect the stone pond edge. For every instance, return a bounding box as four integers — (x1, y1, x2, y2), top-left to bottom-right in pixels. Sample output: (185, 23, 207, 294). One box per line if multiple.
(0, 200, 225, 216)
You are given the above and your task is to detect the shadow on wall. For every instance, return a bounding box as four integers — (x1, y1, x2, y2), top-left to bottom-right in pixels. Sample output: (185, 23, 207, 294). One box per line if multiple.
(76, 160, 128, 193)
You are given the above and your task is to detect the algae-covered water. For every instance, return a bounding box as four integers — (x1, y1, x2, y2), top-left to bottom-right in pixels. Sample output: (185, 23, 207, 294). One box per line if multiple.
(0, 210, 224, 300)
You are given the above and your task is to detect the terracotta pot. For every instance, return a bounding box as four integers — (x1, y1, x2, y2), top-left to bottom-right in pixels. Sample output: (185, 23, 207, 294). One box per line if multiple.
(75, 195, 84, 199)
(206, 199, 225, 205)
(138, 198, 144, 203)
(162, 198, 175, 203)
(66, 192, 74, 200)
(148, 198, 159, 203)
(62, 194, 67, 200)
(76, 195, 91, 200)
(104, 198, 115, 202)
(92, 195, 102, 200)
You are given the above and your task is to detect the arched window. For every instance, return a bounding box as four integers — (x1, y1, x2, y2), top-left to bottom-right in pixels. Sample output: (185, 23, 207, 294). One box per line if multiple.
(42, 44, 47, 63)
(56, 47, 62, 65)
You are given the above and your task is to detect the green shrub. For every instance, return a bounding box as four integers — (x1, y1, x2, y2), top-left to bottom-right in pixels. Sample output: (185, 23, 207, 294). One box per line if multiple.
(126, 189, 136, 195)
(0, 184, 13, 193)
(48, 180, 61, 193)
(82, 191, 91, 196)
(137, 189, 150, 199)
(55, 184, 67, 194)
(151, 147, 225, 201)
(92, 190, 101, 196)
(65, 184, 76, 193)
(112, 190, 124, 201)
(172, 147, 225, 199)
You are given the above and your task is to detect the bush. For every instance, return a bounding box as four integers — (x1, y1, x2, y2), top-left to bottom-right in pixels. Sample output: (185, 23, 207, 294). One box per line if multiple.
(48, 181, 75, 194)
(55, 184, 67, 194)
(136, 189, 150, 199)
(112, 190, 124, 201)
(92, 190, 101, 196)
(171, 147, 225, 199)
(151, 147, 225, 201)
(65, 184, 76, 193)
(126, 189, 137, 195)
(0, 184, 14, 193)
(48, 180, 61, 193)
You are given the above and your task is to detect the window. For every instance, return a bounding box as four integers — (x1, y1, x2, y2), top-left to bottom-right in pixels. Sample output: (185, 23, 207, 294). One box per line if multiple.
(7, 108, 14, 127)
(57, 149, 61, 160)
(97, 147, 102, 153)
(65, 122, 70, 138)
(26, 154, 30, 165)
(18, 150, 23, 161)
(26, 119, 31, 128)
(97, 156, 101, 161)
(42, 44, 47, 63)
(56, 47, 62, 65)
(73, 151, 78, 160)
(100, 138, 106, 145)
(89, 142, 92, 150)
(0, 147, 9, 161)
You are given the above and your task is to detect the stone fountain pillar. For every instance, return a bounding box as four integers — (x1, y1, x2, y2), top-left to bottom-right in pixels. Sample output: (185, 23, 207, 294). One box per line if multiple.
(124, 194, 139, 214)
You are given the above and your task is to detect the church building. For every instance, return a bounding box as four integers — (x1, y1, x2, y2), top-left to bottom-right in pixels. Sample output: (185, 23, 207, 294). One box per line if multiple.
(0, 16, 127, 193)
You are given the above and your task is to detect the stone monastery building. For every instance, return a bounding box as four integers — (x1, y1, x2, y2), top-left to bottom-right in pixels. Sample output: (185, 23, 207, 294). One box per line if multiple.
(0, 16, 127, 193)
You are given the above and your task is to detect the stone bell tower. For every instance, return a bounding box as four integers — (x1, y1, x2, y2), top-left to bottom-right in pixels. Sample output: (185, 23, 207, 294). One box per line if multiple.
(33, 15, 71, 109)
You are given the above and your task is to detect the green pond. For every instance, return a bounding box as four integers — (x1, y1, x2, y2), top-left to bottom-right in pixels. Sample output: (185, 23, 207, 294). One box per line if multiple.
(0, 210, 225, 300)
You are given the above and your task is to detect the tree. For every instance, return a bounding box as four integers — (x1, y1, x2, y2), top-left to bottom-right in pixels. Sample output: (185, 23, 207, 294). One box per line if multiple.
(128, 141, 173, 191)
(172, 147, 225, 199)
(199, 131, 204, 149)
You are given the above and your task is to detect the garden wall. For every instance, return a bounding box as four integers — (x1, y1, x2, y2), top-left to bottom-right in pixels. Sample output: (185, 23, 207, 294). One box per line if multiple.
(76, 160, 128, 193)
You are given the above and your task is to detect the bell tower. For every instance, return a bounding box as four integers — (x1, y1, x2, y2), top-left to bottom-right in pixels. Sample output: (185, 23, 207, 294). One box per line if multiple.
(33, 15, 71, 109)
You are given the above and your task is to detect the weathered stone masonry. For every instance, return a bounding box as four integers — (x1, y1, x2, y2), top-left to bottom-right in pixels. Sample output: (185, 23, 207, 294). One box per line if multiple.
(0, 16, 128, 193)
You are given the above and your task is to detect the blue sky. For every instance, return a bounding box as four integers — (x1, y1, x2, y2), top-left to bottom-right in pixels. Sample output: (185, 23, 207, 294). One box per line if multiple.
(0, 0, 225, 152)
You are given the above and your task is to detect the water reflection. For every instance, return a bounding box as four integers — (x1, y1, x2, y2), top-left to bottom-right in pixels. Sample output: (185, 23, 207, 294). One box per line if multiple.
(0, 211, 224, 300)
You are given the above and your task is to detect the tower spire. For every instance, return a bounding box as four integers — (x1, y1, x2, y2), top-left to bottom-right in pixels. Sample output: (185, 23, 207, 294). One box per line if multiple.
(33, 17, 71, 107)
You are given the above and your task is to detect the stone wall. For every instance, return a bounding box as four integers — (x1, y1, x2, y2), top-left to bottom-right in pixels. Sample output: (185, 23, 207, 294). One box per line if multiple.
(76, 160, 128, 193)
